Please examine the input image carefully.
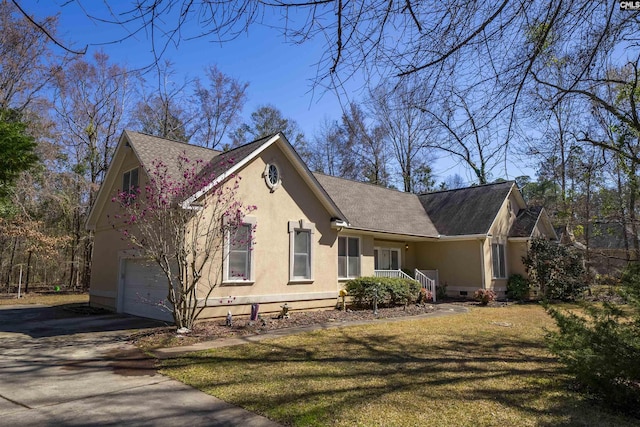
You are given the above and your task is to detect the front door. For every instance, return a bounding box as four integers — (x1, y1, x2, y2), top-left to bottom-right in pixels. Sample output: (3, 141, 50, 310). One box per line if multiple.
(374, 248, 400, 270)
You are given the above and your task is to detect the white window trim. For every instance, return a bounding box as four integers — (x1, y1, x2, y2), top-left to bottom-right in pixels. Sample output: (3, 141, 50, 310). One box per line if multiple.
(288, 220, 314, 283)
(373, 246, 402, 271)
(491, 240, 507, 279)
(223, 216, 257, 284)
(338, 235, 361, 280)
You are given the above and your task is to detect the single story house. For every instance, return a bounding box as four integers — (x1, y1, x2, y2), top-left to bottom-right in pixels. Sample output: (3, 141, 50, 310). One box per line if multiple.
(86, 131, 557, 321)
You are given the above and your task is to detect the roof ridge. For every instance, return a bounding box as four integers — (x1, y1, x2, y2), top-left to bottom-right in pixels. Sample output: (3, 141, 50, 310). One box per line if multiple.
(220, 133, 278, 155)
(312, 171, 418, 196)
(124, 130, 222, 154)
(418, 180, 515, 196)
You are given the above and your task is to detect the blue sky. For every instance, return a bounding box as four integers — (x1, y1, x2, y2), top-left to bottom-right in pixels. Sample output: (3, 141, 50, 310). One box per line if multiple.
(27, 0, 535, 186)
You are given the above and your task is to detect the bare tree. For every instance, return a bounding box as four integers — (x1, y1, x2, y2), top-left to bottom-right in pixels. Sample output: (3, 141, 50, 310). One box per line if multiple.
(53, 51, 133, 288)
(191, 65, 249, 150)
(0, 1, 63, 112)
(422, 88, 506, 185)
(309, 104, 390, 186)
(131, 61, 191, 142)
(369, 80, 434, 192)
(339, 102, 390, 186)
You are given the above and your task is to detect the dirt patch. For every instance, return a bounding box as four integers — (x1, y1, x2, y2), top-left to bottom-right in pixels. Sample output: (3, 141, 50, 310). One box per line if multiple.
(57, 348, 157, 377)
(105, 348, 158, 377)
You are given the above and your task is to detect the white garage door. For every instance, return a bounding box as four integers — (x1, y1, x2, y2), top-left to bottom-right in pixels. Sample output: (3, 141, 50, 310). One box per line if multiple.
(122, 259, 174, 322)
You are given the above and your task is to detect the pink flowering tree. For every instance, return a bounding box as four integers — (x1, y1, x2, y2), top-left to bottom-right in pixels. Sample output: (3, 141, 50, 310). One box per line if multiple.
(111, 154, 256, 331)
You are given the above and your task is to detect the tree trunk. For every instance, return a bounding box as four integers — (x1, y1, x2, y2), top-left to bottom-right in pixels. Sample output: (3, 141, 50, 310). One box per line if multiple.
(82, 231, 93, 290)
(5, 236, 17, 289)
(629, 164, 640, 260)
(25, 250, 33, 293)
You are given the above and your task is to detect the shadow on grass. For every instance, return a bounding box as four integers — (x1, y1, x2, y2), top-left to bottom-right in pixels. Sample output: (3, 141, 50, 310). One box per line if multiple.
(161, 326, 636, 426)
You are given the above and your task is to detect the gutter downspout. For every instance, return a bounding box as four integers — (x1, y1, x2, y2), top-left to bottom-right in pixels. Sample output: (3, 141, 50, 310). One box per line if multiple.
(479, 238, 486, 290)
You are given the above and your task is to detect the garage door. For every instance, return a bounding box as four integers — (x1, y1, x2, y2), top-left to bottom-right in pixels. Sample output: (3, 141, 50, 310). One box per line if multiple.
(122, 259, 174, 322)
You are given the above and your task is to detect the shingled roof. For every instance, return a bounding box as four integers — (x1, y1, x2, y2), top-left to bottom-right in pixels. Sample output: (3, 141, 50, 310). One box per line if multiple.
(509, 206, 543, 238)
(418, 181, 514, 236)
(123, 131, 518, 240)
(124, 130, 220, 180)
(196, 133, 276, 181)
(125, 131, 276, 199)
(314, 173, 438, 237)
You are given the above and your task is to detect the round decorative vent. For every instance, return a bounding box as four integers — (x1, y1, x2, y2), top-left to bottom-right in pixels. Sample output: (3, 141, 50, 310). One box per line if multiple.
(264, 163, 280, 191)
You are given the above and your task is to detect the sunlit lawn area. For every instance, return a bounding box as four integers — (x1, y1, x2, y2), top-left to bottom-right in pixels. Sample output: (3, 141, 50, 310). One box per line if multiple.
(161, 304, 638, 427)
(0, 292, 88, 306)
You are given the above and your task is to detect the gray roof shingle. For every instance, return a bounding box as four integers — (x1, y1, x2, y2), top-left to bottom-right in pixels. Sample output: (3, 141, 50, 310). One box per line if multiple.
(124, 130, 220, 181)
(313, 173, 439, 237)
(509, 206, 543, 238)
(418, 181, 513, 236)
(125, 131, 275, 197)
(196, 134, 276, 181)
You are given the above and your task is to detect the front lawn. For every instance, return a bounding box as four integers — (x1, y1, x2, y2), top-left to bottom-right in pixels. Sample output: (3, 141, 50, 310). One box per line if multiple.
(161, 304, 637, 427)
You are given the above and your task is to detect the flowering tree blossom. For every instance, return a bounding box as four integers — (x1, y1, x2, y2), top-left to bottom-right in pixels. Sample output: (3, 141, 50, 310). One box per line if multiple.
(111, 154, 256, 331)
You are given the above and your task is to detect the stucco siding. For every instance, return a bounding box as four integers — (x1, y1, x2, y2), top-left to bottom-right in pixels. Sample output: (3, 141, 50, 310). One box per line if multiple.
(90, 146, 146, 311)
(90, 140, 344, 318)
(508, 241, 528, 277)
(201, 144, 339, 305)
(416, 240, 483, 294)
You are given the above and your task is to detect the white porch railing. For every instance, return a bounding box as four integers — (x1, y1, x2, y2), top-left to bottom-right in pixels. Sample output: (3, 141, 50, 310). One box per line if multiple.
(415, 269, 437, 302)
(374, 269, 438, 302)
(374, 269, 413, 280)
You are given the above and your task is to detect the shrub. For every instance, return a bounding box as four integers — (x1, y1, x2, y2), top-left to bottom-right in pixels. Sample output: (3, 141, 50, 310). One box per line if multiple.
(473, 288, 496, 305)
(345, 277, 421, 308)
(523, 238, 587, 301)
(436, 281, 448, 300)
(506, 274, 530, 301)
(417, 287, 433, 304)
(545, 262, 640, 416)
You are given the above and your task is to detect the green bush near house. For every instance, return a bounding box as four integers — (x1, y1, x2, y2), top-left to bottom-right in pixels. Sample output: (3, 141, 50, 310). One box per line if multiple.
(523, 237, 587, 301)
(436, 281, 448, 300)
(507, 274, 530, 301)
(345, 276, 421, 308)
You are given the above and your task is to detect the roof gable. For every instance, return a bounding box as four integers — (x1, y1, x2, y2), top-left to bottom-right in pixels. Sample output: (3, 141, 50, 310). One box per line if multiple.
(125, 130, 220, 180)
(418, 181, 514, 236)
(183, 133, 345, 218)
(509, 206, 543, 238)
(314, 173, 438, 237)
(88, 130, 346, 230)
(86, 131, 221, 230)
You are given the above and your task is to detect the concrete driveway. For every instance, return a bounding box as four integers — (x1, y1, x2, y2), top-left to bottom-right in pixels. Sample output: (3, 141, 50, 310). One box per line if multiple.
(0, 304, 280, 426)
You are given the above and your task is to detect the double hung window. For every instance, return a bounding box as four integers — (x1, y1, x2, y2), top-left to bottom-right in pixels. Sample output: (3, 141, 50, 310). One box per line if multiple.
(338, 236, 360, 279)
(492, 243, 506, 279)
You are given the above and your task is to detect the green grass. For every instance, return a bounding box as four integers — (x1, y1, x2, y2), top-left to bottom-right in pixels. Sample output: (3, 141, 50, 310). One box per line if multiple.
(0, 292, 88, 306)
(161, 304, 638, 426)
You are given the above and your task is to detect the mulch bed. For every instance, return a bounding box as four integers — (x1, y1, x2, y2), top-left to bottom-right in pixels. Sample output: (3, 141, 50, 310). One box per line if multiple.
(131, 303, 443, 349)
